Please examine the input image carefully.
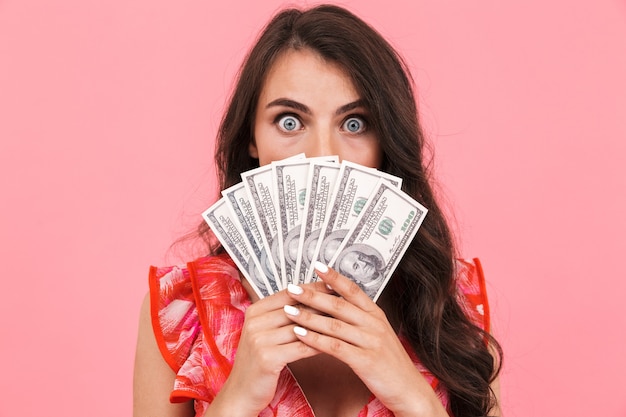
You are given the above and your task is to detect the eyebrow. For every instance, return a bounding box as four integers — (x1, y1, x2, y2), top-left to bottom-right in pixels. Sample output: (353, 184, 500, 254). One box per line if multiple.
(265, 98, 366, 116)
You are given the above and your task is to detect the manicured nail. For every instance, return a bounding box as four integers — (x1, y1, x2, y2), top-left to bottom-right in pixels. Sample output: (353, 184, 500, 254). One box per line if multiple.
(287, 283, 303, 295)
(294, 326, 308, 336)
(283, 304, 300, 316)
(314, 261, 329, 273)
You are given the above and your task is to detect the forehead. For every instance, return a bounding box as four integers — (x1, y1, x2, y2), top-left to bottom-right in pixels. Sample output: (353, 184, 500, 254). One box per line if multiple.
(258, 48, 361, 105)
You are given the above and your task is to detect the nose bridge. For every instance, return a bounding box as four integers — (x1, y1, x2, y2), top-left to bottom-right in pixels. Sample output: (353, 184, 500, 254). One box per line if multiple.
(309, 125, 335, 157)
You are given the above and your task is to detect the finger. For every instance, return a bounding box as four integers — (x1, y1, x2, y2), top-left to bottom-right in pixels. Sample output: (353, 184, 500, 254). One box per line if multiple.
(245, 289, 301, 318)
(301, 278, 337, 294)
(287, 271, 386, 326)
(243, 305, 297, 334)
(283, 304, 361, 346)
(236, 333, 320, 378)
(268, 340, 320, 364)
(286, 282, 366, 326)
(243, 324, 303, 348)
(313, 261, 378, 313)
(291, 325, 361, 366)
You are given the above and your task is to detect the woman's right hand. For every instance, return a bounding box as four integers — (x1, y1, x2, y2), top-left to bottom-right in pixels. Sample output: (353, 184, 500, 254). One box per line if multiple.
(204, 287, 321, 417)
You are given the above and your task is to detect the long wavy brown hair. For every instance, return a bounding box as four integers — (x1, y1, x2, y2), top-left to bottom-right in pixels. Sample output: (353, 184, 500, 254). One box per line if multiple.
(196, 5, 502, 416)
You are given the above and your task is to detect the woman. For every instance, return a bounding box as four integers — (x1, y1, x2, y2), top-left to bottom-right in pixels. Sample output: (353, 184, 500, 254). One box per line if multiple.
(134, 5, 502, 417)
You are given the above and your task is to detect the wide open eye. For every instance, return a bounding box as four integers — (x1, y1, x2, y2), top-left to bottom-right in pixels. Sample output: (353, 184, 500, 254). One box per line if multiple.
(276, 115, 302, 132)
(342, 116, 367, 134)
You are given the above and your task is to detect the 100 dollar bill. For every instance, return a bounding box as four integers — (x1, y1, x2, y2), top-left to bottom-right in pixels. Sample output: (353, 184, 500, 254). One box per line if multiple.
(241, 165, 283, 289)
(202, 199, 273, 299)
(306, 161, 402, 283)
(327, 180, 427, 302)
(294, 160, 341, 284)
(241, 154, 305, 289)
(273, 156, 339, 286)
(222, 182, 280, 293)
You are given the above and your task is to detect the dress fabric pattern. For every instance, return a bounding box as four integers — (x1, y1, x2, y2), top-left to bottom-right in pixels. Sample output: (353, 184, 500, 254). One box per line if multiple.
(149, 253, 490, 417)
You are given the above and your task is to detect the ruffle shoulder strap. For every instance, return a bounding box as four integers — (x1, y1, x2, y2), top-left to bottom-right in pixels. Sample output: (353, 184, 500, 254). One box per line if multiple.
(454, 258, 491, 333)
(148, 253, 249, 407)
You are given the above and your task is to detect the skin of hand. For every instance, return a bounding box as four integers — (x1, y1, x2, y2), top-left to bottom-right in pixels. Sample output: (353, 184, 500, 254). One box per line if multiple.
(283, 263, 450, 417)
(205, 286, 332, 417)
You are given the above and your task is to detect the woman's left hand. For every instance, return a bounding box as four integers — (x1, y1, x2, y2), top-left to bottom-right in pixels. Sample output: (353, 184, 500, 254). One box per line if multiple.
(284, 262, 449, 417)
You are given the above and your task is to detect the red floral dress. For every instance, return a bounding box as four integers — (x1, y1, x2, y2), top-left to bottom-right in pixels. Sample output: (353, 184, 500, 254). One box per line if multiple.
(149, 253, 491, 416)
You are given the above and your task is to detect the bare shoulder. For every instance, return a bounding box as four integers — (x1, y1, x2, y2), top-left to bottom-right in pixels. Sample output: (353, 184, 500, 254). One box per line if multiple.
(133, 292, 194, 417)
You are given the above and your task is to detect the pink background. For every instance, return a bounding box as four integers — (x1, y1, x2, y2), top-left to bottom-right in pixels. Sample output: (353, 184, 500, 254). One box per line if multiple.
(1, 0, 625, 415)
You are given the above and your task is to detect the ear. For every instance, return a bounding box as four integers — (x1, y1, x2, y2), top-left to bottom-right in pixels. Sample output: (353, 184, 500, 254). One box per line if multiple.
(249, 139, 259, 159)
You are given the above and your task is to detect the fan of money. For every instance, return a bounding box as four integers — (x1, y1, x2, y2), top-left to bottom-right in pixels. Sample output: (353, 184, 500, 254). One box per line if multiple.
(203, 154, 428, 302)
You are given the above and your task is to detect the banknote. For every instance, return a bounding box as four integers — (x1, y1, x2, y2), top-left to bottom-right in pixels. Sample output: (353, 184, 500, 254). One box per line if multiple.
(328, 179, 428, 302)
(293, 160, 341, 284)
(241, 154, 305, 289)
(305, 161, 403, 283)
(273, 156, 339, 286)
(202, 198, 273, 299)
(241, 165, 283, 289)
(221, 182, 280, 293)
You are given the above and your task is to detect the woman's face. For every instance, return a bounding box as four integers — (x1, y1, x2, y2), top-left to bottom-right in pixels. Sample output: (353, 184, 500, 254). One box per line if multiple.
(251, 48, 382, 168)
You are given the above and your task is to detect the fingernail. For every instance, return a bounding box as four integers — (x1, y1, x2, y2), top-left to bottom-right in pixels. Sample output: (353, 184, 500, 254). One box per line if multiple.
(287, 283, 303, 295)
(325, 284, 333, 291)
(294, 326, 308, 336)
(314, 261, 329, 273)
(283, 304, 300, 316)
